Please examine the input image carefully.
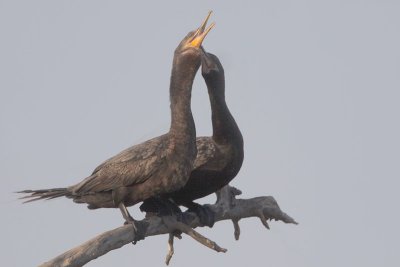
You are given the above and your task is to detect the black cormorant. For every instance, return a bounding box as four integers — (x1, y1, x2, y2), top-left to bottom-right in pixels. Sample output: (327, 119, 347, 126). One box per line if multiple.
(18, 13, 215, 234)
(141, 51, 244, 226)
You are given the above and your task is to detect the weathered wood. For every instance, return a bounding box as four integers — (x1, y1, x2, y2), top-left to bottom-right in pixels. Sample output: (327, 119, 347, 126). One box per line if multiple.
(39, 186, 297, 267)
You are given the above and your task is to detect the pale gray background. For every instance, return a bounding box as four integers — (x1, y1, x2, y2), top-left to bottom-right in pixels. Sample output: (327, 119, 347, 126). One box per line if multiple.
(1, 1, 399, 266)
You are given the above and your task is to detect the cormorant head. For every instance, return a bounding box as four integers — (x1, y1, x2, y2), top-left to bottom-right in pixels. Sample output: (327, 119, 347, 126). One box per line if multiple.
(175, 11, 215, 57)
(201, 51, 224, 79)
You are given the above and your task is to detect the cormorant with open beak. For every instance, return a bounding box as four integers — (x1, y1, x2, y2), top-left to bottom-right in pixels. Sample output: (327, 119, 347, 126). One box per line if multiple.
(18, 12, 215, 240)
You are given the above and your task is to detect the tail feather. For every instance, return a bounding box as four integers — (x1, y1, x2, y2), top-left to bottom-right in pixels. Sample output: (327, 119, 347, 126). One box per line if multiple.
(17, 188, 70, 203)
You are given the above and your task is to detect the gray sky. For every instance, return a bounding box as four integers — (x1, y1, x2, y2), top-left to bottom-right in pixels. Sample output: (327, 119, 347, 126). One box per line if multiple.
(1, 1, 399, 266)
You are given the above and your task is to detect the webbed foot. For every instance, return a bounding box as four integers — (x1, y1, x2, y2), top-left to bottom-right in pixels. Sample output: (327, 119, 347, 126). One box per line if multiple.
(187, 202, 215, 228)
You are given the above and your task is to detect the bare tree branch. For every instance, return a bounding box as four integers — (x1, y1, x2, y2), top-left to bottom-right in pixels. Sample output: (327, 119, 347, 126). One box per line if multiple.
(39, 186, 297, 267)
(165, 233, 175, 265)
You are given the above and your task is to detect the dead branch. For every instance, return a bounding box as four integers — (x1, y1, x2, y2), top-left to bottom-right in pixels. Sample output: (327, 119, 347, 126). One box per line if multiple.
(39, 186, 297, 267)
(165, 233, 175, 265)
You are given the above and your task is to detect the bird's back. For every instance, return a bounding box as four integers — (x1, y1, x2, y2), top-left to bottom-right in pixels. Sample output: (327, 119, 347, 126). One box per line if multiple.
(71, 134, 170, 195)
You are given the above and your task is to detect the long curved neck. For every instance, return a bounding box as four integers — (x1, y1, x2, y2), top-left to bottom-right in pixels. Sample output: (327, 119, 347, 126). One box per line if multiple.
(207, 77, 243, 145)
(169, 57, 198, 143)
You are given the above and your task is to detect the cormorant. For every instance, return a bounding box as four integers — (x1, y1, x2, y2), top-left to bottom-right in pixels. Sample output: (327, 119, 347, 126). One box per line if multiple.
(18, 13, 215, 234)
(141, 51, 244, 226)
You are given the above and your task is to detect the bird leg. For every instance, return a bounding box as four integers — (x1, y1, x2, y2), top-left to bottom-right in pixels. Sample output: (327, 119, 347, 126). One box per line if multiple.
(118, 203, 145, 244)
(112, 188, 144, 242)
(118, 202, 133, 222)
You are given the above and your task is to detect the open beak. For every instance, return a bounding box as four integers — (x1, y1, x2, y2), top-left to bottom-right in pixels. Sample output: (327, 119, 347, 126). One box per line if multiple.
(187, 11, 215, 48)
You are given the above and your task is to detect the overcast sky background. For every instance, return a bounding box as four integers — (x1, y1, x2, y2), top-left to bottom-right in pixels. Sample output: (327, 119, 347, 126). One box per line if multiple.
(1, 1, 399, 266)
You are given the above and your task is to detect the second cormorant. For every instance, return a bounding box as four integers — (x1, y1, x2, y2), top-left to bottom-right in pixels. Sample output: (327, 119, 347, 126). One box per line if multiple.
(141, 50, 244, 227)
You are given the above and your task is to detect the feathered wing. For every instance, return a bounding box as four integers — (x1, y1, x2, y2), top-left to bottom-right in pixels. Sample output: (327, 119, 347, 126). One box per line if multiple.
(194, 137, 230, 171)
(71, 134, 169, 194)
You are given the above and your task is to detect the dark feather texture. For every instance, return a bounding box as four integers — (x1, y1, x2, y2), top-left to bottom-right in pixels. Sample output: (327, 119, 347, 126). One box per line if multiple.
(17, 28, 207, 215)
(141, 52, 244, 212)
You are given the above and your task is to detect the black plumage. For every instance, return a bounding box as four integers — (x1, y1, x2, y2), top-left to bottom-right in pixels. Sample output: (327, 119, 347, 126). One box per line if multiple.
(141, 51, 244, 225)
